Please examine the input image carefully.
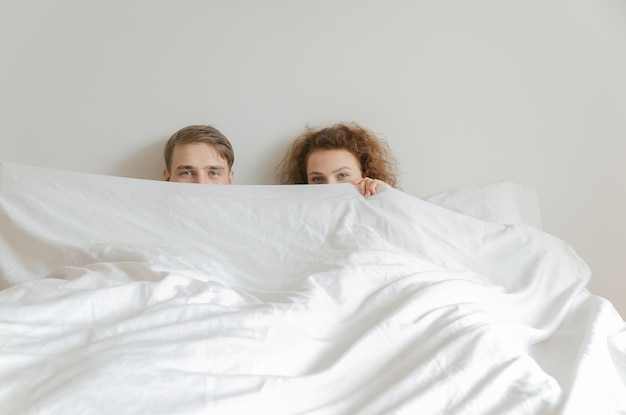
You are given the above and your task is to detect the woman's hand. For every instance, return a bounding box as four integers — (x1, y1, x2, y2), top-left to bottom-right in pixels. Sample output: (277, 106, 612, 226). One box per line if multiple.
(352, 177, 389, 198)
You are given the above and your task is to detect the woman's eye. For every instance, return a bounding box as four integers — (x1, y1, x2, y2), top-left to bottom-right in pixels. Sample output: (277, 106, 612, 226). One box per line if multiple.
(338, 172, 350, 179)
(310, 177, 323, 183)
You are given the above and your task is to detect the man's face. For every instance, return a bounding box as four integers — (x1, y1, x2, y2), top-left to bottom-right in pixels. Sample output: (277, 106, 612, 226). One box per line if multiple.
(164, 142, 233, 184)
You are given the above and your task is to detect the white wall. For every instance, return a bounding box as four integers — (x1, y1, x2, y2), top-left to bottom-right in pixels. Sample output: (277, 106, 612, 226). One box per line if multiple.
(1, 0, 625, 316)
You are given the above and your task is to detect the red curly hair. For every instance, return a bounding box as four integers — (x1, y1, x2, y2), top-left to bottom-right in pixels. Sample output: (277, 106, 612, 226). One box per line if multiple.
(277, 123, 398, 187)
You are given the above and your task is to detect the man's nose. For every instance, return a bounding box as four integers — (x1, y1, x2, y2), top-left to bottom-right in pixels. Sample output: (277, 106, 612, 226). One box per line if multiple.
(195, 176, 210, 184)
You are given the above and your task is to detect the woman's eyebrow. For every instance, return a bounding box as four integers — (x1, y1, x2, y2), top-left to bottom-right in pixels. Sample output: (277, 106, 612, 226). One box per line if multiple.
(308, 166, 353, 176)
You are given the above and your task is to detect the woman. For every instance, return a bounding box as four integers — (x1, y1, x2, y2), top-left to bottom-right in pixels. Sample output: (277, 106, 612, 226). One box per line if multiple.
(277, 123, 398, 198)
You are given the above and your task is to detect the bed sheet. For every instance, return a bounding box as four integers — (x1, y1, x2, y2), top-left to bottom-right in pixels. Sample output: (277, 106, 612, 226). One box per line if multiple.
(0, 163, 624, 414)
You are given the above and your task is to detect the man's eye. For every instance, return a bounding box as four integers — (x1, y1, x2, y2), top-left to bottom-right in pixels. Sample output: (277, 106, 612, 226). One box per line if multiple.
(181, 171, 192, 176)
(209, 171, 220, 177)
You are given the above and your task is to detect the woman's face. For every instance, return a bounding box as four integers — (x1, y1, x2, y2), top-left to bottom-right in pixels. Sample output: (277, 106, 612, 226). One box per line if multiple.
(306, 148, 363, 184)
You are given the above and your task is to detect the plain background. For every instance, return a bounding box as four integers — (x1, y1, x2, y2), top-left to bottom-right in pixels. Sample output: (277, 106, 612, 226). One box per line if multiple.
(1, 0, 624, 316)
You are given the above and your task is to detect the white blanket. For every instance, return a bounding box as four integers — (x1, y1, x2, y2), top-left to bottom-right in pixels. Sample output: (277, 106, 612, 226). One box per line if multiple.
(0, 163, 624, 414)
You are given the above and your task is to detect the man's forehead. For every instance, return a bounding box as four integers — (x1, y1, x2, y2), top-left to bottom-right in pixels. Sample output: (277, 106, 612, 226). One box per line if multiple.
(172, 142, 228, 162)
(173, 141, 219, 152)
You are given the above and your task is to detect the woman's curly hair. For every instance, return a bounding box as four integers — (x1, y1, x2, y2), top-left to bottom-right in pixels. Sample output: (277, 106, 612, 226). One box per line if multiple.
(277, 123, 398, 187)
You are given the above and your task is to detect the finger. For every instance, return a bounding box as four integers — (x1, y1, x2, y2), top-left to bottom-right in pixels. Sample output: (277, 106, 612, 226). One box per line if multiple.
(363, 179, 377, 196)
(360, 178, 369, 197)
(370, 179, 379, 195)
(354, 179, 367, 195)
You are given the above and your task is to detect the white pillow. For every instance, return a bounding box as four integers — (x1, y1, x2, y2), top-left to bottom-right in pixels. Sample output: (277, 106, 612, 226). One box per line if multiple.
(424, 182, 543, 229)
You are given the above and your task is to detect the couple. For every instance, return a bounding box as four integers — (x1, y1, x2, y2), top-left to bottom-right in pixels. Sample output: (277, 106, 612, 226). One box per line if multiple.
(163, 123, 398, 198)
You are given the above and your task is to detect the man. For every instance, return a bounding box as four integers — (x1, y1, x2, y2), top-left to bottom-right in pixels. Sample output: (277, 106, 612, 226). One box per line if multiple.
(163, 125, 234, 184)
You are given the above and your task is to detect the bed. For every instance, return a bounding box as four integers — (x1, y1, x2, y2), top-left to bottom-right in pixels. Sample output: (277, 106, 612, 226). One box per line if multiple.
(0, 163, 624, 414)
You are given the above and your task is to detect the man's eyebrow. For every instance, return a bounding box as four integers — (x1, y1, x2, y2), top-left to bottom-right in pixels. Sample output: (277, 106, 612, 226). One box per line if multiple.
(175, 165, 196, 170)
(175, 165, 226, 171)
